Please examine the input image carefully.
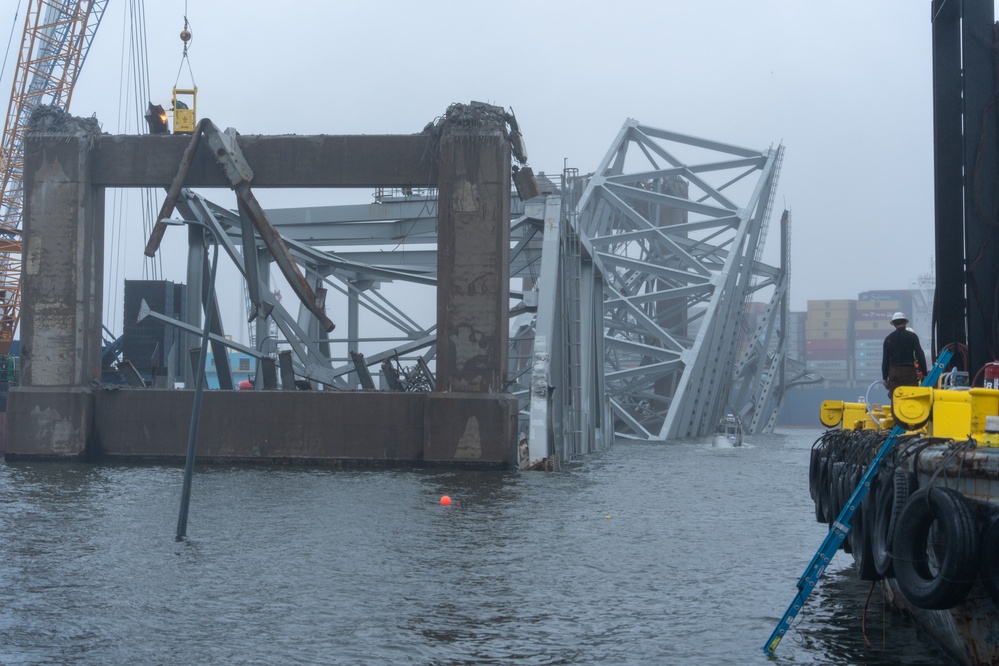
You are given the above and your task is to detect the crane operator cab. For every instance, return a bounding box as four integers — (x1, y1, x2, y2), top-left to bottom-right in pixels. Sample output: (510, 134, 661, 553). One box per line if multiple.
(171, 86, 197, 134)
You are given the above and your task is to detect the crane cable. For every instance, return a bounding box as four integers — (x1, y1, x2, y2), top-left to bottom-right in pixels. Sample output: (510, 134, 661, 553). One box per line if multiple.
(128, 0, 162, 284)
(173, 5, 195, 89)
(105, 0, 164, 336)
(0, 0, 23, 90)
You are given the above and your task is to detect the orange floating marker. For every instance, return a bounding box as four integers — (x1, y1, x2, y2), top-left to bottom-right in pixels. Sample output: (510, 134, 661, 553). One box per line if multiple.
(440, 495, 451, 506)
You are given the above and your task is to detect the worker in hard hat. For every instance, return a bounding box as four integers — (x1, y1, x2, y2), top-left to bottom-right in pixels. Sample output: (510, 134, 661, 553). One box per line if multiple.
(881, 311, 928, 399)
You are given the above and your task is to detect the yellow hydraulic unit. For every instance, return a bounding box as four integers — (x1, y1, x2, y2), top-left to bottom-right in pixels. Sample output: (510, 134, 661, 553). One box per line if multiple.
(819, 399, 890, 431)
(891, 386, 999, 446)
(172, 86, 197, 134)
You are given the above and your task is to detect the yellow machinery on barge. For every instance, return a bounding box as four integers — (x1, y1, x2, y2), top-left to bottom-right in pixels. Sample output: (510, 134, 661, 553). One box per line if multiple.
(811, 382, 999, 666)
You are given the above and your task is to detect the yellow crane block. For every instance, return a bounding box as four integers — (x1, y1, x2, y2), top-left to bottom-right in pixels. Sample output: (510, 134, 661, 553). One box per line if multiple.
(172, 86, 197, 134)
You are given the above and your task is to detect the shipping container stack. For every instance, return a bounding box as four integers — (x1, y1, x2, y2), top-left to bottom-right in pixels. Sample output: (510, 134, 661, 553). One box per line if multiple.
(805, 299, 855, 384)
(853, 291, 913, 386)
(786, 311, 807, 363)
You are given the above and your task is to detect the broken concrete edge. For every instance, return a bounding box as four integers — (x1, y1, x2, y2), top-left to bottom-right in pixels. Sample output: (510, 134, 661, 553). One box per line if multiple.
(423, 101, 528, 167)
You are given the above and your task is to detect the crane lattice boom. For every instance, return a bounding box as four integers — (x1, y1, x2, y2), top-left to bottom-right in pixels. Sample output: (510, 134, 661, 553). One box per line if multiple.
(0, 0, 107, 354)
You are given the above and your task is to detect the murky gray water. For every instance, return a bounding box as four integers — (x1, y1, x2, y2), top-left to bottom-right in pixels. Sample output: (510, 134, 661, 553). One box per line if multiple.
(0, 429, 954, 664)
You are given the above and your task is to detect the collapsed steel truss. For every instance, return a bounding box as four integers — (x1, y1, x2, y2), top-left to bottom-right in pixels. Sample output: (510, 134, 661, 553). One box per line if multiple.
(140, 119, 788, 457)
(576, 120, 787, 439)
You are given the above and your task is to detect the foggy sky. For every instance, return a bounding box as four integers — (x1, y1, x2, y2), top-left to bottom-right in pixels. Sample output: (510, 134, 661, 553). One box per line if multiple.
(1, 1, 958, 320)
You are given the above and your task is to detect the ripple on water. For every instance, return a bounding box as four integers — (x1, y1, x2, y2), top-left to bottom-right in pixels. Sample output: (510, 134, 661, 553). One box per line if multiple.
(0, 430, 956, 664)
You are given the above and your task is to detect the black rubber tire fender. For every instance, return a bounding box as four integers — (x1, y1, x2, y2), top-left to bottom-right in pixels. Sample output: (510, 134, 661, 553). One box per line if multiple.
(829, 461, 847, 525)
(979, 512, 999, 604)
(809, 445, 822, 502)
(872, 470, 917, 577)
(835, 465, 853, 554)
(846, 466, 865, 553)
(893, 486, 980, 610)
(853, 471, 882, 581)
(816, 454, 831, 523)
(820, 458, 839, 526)
(810, 449, 826, 522)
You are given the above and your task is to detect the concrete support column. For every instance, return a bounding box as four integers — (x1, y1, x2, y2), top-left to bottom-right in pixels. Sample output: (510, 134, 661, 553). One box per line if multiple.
(435, 126, 511, 393)
(22, 131, 104, 386)
(11, 122, 104, 459)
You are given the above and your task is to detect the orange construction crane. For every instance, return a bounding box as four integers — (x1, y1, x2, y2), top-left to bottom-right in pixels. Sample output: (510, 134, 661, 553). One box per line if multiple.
(0, 0, 108, 354)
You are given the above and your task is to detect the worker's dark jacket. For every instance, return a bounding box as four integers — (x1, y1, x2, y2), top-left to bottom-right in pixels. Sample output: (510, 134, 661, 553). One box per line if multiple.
(881, 327, 928, 381)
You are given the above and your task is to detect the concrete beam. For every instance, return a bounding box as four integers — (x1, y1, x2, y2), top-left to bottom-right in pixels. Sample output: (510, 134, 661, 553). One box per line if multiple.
(6, 387, 515, 469)
(91, 133, 438, 188)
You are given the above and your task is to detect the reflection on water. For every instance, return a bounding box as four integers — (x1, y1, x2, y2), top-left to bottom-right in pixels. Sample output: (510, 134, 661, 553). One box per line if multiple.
(0, 431, 955, 664)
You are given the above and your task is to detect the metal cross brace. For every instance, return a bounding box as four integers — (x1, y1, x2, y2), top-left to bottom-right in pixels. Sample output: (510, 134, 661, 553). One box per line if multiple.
(762, 347, 954, 655)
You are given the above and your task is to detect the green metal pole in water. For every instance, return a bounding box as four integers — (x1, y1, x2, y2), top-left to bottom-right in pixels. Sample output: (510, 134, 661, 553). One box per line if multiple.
(176, 221, 219, 541)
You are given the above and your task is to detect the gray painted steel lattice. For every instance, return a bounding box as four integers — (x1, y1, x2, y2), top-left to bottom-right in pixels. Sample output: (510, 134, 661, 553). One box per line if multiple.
(147, 118, 789, 458)
(575, 120, 787, 440)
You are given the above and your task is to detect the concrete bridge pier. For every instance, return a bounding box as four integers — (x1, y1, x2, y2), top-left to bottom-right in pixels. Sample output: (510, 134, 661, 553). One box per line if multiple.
(12, 123, 104, 458)
(427, 116, 515, 464)
(6, 105, 518, 468)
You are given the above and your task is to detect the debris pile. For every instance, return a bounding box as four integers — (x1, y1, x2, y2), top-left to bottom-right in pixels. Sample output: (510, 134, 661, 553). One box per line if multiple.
(27, 105, 101, 138)
(423, 101, 528, 165)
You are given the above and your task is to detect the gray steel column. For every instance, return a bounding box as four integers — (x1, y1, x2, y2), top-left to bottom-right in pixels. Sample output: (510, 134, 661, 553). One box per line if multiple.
(253, 247, 271, 384)
(348, 281, 359, 389)
(183, 224, 205, 388)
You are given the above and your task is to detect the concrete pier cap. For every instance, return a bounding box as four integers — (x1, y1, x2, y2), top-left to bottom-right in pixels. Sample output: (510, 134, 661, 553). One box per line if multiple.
(7, 102, 523, 469)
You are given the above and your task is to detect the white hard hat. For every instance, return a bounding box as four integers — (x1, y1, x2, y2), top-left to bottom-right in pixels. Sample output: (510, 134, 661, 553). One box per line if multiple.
(890, 311, 908, 324)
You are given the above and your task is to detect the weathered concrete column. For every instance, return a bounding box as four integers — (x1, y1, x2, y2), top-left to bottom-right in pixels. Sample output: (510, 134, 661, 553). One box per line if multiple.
(435, 114, 511, 393)
(20, 120, 105, 386)
(8, 111, 105, 458)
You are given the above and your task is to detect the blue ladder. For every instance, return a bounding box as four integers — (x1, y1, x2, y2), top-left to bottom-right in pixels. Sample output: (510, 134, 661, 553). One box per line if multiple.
(762, 347, 954, 655)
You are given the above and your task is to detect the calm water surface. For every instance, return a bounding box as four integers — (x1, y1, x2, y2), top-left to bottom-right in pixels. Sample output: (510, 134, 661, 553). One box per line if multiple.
(0, 429, 954, 664)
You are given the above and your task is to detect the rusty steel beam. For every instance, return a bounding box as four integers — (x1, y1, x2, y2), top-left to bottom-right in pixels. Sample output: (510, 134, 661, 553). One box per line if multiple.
(145, 119, 335, 332)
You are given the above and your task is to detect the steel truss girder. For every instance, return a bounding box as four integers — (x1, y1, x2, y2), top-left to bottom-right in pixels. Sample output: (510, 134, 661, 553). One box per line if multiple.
(156, 181, 615, 465)
(576, 119, 787, 440)
(138, 118, 786, 453)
